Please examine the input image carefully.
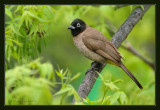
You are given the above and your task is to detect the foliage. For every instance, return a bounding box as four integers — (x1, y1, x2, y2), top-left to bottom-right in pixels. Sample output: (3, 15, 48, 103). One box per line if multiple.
(5, 5, 54, 69)
(5, 5, 155, 105)
(5, 59, 81, 105)
(83, 73, 128, 105)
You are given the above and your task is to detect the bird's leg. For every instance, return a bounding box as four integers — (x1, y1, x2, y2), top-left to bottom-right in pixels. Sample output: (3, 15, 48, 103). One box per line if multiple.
(86, 61, 103, 75)
(91, 61, 96, 66)
(94, 62, 103, 72)
(86, 61, 97, 73)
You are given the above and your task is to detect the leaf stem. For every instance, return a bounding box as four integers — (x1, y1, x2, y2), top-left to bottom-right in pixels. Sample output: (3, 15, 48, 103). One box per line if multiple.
(101, 87, 108, 105)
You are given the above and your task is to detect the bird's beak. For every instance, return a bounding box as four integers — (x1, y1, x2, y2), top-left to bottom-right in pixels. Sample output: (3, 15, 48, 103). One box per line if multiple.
(67, 25, 76, 30)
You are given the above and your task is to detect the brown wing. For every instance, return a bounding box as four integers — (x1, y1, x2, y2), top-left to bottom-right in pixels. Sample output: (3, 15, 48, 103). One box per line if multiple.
(82, 28, 144, 89)
(83, 27, 123, 65)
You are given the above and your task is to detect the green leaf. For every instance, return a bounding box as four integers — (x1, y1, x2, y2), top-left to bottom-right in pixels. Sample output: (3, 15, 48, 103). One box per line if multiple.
(53, 86, 71, 96)
(83, 97, 89, 104)
(98, 73, 119, 91)
(39, 63, 54, 80)
(62, 68, 68, 77)
(83, 97, 94, 105)
(98, 73, 105, 82)
(15, 6, 22, 12)
(55, 70, 63, 79)
(113, 79, 123, 84)
(28, 24, 38, 37)
(68, 85, 81, 102)
(27, 11, 46, 22)
(8, 38, 23, 47)
(119, 91, 127, 104)
(101, 96, 111, 105)
(70, 73, 81, 82)
(10, 24, 23, 37)
(5, 8, 13, 19)
(110, 92, 120, 104)
(106, 82, 119, 91)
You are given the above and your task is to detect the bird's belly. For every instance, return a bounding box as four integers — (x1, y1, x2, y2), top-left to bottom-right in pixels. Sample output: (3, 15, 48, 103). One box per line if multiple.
(73, 37, 106, 64)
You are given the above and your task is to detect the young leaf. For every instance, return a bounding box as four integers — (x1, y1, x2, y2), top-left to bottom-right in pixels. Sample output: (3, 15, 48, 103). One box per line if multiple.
(39, 63, 54, 80)
(70, 73, 81, 82)
(5, 8, 13, 19)
(110, 92, 120, 104)
(53, 86, 71, 96)
(55, 70, 63, 79)
(119, 91, 127, 104)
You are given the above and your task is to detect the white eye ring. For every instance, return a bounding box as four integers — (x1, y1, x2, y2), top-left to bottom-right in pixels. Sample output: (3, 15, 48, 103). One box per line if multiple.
(77, 23, 81, 27)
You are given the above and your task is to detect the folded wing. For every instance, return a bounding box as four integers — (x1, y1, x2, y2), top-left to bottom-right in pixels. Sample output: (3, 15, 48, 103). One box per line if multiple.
(82, 28, 123, 65)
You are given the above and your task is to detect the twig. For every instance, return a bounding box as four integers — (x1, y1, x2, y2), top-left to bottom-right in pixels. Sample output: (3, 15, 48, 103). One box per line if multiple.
(72, 5, 151, 104)
(121, 41, 155, 70)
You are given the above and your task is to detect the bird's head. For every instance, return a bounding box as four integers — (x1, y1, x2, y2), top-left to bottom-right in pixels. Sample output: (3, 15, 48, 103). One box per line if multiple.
(68, 19, 86, 36)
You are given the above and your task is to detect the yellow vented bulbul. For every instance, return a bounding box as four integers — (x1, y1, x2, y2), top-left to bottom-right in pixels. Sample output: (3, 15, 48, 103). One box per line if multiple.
(68, 19, 143, 89)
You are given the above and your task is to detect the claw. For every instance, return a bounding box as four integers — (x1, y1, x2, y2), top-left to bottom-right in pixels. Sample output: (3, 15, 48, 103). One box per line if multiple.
(85, 62, 102, 75)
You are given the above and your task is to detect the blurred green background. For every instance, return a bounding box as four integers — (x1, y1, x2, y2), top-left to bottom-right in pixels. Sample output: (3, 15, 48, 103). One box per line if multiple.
(5, 5, 155, 105)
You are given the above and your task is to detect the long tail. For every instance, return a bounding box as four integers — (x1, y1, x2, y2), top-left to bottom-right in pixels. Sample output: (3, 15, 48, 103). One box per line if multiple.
(120, 62, 143, 89)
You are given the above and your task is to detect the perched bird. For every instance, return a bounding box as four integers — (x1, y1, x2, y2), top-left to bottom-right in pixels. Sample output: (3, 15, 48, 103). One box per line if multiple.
(68, 18, 143, 89)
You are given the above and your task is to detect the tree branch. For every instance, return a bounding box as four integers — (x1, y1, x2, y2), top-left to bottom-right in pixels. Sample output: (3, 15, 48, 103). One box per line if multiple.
(105, 13, 155, 71)
(121, 41, 155, 70)
(72, 5, 151, 104)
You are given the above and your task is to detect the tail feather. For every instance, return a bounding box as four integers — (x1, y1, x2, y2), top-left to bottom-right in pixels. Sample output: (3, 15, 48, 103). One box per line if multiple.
(120, 62, 143, 89)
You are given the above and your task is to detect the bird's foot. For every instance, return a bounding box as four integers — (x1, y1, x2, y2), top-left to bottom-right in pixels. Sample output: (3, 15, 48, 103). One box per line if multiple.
(85, 61, 102, 75)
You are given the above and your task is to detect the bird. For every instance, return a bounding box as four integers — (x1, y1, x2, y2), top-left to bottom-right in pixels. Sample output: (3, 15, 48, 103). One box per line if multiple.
(67, 18, 143, 89)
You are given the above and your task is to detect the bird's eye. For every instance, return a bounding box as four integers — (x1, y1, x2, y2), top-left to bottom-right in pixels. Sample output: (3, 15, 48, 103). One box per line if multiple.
(77, 23, 81, 27)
